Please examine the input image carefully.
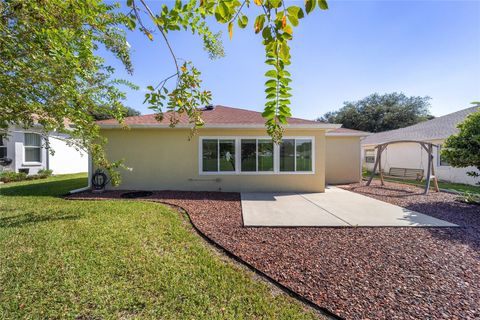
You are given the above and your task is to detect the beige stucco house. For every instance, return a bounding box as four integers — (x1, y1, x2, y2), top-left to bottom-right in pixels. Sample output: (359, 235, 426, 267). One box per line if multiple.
(95, 105, 368, 192)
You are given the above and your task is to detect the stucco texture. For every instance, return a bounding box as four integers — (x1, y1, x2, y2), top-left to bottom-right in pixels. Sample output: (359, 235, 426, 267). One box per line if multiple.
(325, 136, 362, 184)
(101, 128, 327, 192)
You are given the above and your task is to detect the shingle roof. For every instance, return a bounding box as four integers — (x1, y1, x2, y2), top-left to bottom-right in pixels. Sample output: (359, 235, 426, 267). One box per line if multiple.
(362, 106, 479, 145)
(327, 127, 370, 136)
(97, 105, 339, 129)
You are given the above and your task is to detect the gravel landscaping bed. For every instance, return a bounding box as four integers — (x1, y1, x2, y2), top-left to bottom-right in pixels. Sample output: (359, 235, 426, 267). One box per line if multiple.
(68, 182, 480, 320)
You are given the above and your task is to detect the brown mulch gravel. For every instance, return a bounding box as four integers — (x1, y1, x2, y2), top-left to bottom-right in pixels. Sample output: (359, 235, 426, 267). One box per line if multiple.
(68, 181, 480, 320)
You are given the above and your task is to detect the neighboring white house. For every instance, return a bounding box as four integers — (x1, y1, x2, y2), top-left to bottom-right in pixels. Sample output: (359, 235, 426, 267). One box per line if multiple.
(0, 125, 88, 175)
(362, 106, 479, 185)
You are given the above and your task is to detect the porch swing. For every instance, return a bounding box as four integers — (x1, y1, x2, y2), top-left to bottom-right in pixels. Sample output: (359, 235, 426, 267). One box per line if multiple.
(366, 140, 440, 194)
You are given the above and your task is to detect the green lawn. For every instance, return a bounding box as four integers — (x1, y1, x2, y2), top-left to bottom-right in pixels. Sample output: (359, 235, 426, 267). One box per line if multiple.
(0, 174, 318, 319)
(363, 172, 480, 194)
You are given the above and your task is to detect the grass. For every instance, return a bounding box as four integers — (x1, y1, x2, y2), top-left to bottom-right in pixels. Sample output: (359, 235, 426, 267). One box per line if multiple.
(363, 171, 480, 194)
(0, 174, 319, 319)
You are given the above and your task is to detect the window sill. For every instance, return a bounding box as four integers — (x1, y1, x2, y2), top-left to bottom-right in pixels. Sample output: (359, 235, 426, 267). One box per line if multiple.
(22, 162, 42, 167)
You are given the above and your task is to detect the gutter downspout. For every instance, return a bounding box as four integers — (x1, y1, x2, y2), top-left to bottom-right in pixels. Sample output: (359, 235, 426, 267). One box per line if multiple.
(68, 152, 92, 194)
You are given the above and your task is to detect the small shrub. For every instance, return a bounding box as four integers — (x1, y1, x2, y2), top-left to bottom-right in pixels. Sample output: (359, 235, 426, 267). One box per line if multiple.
(457, 192, 480, 206)
(0, 169, 53, 183)
(37, 169, 53, 178)
(0, 171, 27, 183)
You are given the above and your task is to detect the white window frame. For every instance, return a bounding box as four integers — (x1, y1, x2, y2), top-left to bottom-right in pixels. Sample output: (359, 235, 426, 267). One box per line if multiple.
(364, 149, 375, 164)
(437, 145, 450, 167)
(23, 132, 42, 165)
(0, 136, 6, 158)
(198, 136, 315, 175)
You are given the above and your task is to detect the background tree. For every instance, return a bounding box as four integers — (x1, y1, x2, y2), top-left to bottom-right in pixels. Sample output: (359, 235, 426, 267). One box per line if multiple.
(318, 92, 433, 133)
(91, 107, 141, 121)
(1, 0, 329, 184)
(0, 0, 137, 183)
(441, 104, 480, 185)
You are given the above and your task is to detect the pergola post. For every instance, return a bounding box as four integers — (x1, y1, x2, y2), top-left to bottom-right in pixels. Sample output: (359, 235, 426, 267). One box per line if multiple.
(366, 144, 383, 186)
(378, 146, 385, 186)
(424, 144, 433, 194)
(431, 157, 440, 192)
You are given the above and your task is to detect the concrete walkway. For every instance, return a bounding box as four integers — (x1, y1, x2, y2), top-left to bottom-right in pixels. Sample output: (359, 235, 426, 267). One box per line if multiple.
(241, 187, 457, 227)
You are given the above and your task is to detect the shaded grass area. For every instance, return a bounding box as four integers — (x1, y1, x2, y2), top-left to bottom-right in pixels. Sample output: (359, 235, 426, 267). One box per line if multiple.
(0, 175, 318, 319)
(363, 172, 479, 194)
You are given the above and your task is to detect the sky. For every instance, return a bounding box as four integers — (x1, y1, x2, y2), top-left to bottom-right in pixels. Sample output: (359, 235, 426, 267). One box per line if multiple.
(102, 0, 480, 120)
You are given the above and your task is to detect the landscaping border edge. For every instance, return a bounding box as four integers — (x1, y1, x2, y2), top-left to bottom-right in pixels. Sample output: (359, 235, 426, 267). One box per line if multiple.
(65, 196, 343, 320)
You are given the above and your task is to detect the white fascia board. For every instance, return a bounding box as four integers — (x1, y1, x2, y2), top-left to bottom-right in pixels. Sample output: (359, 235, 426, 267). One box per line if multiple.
(98, 123, 342, 130)
(326, 132, 371, 137)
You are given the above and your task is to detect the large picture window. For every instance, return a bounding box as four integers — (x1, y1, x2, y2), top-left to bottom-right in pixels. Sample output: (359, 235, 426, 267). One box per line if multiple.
(240, 139, 274, 172)
(296, 139, 312, 172)
(0, 136, 6, 158)
(202, 139, 235, 172)
(24, 133, 42, 163)
(258, 139, 274, 171)
(200, 137, 314, 174)
(280, 139, 313, 172)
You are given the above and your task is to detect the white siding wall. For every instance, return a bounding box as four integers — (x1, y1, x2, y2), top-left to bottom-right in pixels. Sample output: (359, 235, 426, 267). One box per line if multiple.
(362, 139, 478, 185)
(1, 127, 87, 175)
(48, 134, 88, 174)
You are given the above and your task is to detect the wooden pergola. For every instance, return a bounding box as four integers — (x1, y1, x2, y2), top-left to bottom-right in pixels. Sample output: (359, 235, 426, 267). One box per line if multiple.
(366, 140, 440, 195)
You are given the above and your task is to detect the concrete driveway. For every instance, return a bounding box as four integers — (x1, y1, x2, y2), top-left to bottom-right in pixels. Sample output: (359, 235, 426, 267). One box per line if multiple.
(241, 187, 457, 227)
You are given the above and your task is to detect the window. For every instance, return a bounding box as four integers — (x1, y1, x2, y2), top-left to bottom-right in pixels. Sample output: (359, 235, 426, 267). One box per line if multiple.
(438, 145, 450, 167)
(202, 139, 235, 172)
(280, 139, 313, 172)
(0, 136, 6, 158)
(24, 133, 42, 163)
(258, 139, 274, 171)
(200, 137, 314, 174)
(240, 139, 256, 172)
(296, 139, 312, 171)
(280, 139, 295, 171)
(365, 149, 375, 163)
(240, 139, 274, 172)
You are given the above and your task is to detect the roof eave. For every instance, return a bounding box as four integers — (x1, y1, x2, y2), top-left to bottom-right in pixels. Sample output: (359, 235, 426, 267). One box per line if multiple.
(326, 132, 371, 137)
(98, 123, 342, 130)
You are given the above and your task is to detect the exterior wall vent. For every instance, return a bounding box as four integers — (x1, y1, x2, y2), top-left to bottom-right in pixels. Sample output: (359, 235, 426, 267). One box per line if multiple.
(205, 105, 215, 110)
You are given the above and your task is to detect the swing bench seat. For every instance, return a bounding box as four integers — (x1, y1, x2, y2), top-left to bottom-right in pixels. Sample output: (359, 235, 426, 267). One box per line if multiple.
(383, 167, 424, 181)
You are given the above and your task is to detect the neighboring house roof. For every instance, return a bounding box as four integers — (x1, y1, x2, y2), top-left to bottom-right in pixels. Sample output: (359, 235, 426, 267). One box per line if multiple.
(326, 127, 370, 137)
(97, 105, 340, 130)
(362, 106, 479, 145)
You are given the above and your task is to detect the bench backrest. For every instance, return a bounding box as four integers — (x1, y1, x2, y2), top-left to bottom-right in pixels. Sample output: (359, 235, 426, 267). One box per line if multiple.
(388, 167, 424, 179)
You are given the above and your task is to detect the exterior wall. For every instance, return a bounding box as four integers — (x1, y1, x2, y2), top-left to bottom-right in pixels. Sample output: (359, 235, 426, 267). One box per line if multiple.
(325, 136, 362, 184)
(100, 128, 326, 192)
(362, 139, 479, 185)
(48, 134, 88, 174)
(1, 127, 88, 175)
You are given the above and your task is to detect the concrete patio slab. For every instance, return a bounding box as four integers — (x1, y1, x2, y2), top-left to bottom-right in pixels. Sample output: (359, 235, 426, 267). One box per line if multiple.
(241, 192, 349, 227)
(241, 187, 458, 227)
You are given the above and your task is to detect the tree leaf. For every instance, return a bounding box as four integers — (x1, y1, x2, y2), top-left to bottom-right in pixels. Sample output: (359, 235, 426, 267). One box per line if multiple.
(305, 0, 316, 14)
(237, 15, 248, 29)
(254, 14, 265, 33)
(228, 22, 233, 40)
(265, 70, 277, 78)
(318, 0, 329, 10)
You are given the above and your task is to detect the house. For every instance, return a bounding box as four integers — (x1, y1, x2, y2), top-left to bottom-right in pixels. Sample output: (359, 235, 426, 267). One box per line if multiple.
(0, 125, 88, 175)
(362, 106, 479, 185)
(96, 105, 368, 192)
